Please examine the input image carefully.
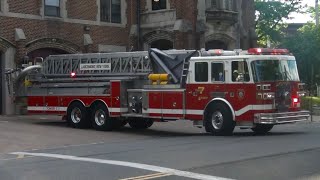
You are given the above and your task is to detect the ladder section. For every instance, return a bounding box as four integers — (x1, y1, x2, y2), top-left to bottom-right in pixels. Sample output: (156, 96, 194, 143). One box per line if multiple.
(42, 52, 152, 77)
(180, 51, 198, 88)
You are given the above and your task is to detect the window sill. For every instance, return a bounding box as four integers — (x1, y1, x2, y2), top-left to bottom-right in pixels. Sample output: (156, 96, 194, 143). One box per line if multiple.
(141, 9, 175, 15)
(99, 21, 125, 27)
(43, 16, 63, 21)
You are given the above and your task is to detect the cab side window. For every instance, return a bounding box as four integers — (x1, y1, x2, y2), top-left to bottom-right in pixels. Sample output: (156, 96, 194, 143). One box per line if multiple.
(232, 61, 250, 82)
(195, 62, 208, 82)
(211, 62, 224, 82)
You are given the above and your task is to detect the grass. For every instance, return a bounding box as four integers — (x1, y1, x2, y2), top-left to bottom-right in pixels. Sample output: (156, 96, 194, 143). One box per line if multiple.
(301, 96, 320, 110)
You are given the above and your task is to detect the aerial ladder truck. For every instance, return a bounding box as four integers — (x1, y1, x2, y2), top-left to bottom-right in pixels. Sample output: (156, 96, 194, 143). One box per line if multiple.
(16, 48, 310, 135)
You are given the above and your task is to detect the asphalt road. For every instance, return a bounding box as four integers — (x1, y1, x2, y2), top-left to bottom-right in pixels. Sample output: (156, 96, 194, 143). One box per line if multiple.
(0, 115, 320, 180)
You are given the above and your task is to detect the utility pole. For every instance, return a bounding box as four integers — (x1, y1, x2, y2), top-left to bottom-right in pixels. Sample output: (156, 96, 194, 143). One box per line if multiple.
(316, 0, 319, 26)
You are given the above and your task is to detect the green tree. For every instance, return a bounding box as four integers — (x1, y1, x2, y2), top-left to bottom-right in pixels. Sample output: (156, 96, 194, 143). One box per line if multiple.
(282, 24, 320, 91)
(255, 0, 304, 46)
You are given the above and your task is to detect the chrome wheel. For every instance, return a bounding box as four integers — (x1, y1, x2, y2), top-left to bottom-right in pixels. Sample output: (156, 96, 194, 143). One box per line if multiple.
(94, 109, 106, 126)
(71, 107, 82, 124)
(211, 111, 223, 130)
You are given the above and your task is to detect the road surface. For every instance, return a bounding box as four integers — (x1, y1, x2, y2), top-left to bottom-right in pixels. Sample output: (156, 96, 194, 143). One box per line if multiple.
(0, 115, 319, 180)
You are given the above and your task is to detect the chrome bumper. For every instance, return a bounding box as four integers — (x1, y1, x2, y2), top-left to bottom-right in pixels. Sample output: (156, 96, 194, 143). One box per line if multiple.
(254, 111, 310, 124)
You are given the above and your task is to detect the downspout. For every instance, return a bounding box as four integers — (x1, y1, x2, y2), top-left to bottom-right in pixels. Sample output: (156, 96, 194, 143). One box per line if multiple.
(137, 0, 141, 50)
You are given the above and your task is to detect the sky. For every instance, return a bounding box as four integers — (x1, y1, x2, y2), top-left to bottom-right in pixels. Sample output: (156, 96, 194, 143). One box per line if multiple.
(287, 0, 315, 23)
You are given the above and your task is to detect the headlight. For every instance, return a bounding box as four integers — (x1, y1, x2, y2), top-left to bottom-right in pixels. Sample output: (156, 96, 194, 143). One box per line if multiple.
(263, 92, 275, 100)
(297, 91, 306, 97)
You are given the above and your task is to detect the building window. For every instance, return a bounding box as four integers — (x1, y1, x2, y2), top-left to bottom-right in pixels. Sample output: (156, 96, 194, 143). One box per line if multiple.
(206, 0, 235, 11)
(101, 0, 121, 23)
(152, 0, 167, 11)
(224, 0, 234, 11)
(44, 0, 60, 17)
(195, 62, 208, 82)
(206, 0, 219, 10)
(210, 0, 218, 9)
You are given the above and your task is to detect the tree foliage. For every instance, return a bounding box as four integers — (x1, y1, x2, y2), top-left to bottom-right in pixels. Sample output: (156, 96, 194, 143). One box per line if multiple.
(282, 24, 320, 89)
(255, 0, 304, 46)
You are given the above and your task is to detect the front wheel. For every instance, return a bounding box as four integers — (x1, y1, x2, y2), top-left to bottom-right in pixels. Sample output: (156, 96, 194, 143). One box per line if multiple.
(204, 103, 235, 136)
(251, 124, 274, 134)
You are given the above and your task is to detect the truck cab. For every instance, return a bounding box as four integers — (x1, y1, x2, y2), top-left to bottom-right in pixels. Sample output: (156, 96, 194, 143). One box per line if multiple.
(185, 48, 309, 135)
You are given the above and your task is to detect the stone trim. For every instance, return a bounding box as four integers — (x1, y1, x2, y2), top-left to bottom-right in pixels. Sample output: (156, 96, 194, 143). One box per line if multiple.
(143, 30, 173, 44)
(0, 37, 16, 52)
(205, 33, 235, 44)
(25, 38, 80, 54)
(205, 33, 236, 49)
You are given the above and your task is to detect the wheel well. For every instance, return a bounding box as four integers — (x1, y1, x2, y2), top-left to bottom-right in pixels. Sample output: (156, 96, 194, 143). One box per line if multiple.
(204, 100, 235, 122)
(90, 100, 108, 108)
(90, 100, 110, 114)
(68, 100, 86, 109)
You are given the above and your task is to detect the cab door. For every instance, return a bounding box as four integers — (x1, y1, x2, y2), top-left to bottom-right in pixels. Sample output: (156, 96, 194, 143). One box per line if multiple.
(185, 61, 226, 120)
(209, 62, 226, 99)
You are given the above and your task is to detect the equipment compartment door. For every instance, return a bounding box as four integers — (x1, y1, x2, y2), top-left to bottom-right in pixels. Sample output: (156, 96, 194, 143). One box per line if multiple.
(162, 91, 184, 118)
(44, 96, 62, 114)
(147, 91, 162, 117)
(111, 81, 121, 116)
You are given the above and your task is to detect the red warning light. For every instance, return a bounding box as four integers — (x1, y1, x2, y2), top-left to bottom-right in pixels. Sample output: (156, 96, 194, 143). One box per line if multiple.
(248, 48, 289, 55)
(71, 72, 76, 78)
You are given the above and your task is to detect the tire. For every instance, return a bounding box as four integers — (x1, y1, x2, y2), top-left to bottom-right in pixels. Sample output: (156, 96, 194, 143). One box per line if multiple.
(67, 102, 90, 129)
(252, 124, 274, 134)
(129, 118, 154, 129)
(204, 102, 235, 136)
(91, 103, 117, 131)
(120, 120, 128, 127)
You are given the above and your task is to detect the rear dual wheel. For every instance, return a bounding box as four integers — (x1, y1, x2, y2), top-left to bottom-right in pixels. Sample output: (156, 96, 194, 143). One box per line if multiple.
(67, 102, 152, 131)
(67, 102, 90, 129)
(91, 103, 120, 131)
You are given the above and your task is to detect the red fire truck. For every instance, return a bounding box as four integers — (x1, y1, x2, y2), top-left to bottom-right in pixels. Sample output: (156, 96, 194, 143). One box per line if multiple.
(17, 48, 310, 135)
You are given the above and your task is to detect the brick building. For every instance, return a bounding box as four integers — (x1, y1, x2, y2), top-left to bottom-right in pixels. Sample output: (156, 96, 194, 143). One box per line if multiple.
(0, 0, 256, 115)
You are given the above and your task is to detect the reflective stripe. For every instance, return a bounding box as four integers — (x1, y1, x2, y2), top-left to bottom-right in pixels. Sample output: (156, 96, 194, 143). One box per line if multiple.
(27, 106, 67, 111)
(28, 104, 274, 116)
(142, 109, 203, 115)
(235, 104, 273, 116)
(109, 108, 128, 113)
(27, 106, 128, 113)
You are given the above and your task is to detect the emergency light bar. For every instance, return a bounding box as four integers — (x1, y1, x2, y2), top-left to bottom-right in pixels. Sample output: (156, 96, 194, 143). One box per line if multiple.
(201, 49, 237, 56)
(248, 48, 289, 55)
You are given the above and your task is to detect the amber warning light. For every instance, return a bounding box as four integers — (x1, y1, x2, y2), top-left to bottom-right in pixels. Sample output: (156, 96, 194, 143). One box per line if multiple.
(248, 48, 289, 55)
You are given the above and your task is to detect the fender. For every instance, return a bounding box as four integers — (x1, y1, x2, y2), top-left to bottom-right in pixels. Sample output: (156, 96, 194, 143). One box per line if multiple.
(68, 99, 86, 108)
(204, 98, 235, 121)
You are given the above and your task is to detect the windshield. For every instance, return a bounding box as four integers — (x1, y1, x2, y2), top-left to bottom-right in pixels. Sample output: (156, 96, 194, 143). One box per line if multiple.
(251, 59, 300, 82)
